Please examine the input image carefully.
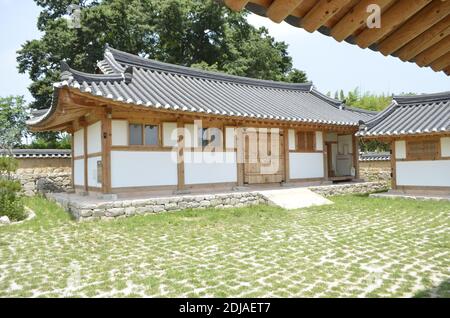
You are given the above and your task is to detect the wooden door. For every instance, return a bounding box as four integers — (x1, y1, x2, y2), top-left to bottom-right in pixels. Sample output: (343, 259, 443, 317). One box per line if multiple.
(243, 128, 285, 184)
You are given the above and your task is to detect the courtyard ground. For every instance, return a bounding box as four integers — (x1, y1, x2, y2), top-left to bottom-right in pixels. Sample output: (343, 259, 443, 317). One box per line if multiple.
(0, 195, 448, 297)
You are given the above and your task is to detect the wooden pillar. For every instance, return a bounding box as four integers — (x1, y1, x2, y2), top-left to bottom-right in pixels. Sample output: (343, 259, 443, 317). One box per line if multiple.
(390, 141, 397, 190)
(70, 132, 75, 190)
(323, 131, 328, 181)
(101, 111, 112, 194)
(83, 122, 88, 193)
(176, 120, 185, 191)
(236, 127, 244, 186)
(283, 128, 290, 183)
(352, 135, 360, 179)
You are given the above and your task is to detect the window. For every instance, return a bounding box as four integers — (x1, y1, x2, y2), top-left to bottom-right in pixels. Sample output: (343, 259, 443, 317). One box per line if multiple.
(406, 139, 439, 160)
(129, 124, 143, 145)
(198, 127, 222, 149)
(297, 131, 315, 152)
(129, 123, 160, 146)
(144, 124, 159, 145)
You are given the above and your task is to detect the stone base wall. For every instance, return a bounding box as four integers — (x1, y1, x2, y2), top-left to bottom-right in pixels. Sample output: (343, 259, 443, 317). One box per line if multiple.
(14, 168, 72, 196)
(47, 192, 269, 221)
(309, 182, 389, 197)
(360, 167, 391, 182)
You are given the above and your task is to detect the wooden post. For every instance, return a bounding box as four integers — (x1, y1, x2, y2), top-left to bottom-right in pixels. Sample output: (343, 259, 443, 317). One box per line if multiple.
(70, 132, 75, 191)
(83, 122, 88, 193)
(177, 120, 185, 191)
(236, 126, 244, 186)
(283, 128, 290, 183)
(323, 131, 328, 181)
(352, 135, 360, 179)
(101, 110, 112, 194)
(391, 140, 397, 190)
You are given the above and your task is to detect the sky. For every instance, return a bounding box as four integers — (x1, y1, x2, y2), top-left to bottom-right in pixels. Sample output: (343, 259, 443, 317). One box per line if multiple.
(0, 0, 448, 105)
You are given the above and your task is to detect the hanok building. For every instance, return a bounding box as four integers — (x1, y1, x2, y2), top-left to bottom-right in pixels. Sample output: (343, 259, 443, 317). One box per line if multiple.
(27, 46, 375, 196)
(358, 92, 450, 195)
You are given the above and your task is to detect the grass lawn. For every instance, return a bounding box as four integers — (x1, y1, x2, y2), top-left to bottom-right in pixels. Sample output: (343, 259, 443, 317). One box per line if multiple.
(0, 195, 449, 298)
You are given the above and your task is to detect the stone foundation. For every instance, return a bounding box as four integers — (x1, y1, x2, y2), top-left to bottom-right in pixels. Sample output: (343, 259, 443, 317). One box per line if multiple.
(309, 181, 389, 197)
(46, 191, 269, 221)
(46, 181, 390, 221)
(14, 167, 72, 196)
(360, 166, 391, 182)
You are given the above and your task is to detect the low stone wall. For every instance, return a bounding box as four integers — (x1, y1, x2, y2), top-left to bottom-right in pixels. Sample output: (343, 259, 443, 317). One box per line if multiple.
(359, 160, 391, 182)
(47, 192, 268, 221)
(309, 181, 389, 197)
(14, 168, 72, 196)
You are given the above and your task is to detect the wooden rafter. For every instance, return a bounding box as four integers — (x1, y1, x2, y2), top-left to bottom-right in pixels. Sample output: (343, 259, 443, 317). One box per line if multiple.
(222, 0, 450, 75)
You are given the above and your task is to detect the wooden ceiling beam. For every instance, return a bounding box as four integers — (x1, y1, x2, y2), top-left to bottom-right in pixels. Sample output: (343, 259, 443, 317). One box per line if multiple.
(330, 0, 393, 42)
(223, 0, 250, 11)
(395, 16, 450, 61)
(301, 0, 353, 33)
(355, 0, 432, 49)
(414, 35, 450, 67)
(430, 51, 450, 71)
(266, 0, 306, 23)
(378, 0, 450, 56)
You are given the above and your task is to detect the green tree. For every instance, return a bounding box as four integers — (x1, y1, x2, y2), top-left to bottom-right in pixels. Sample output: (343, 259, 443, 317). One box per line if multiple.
(0, 96, 28, 150)
(17, 0, 308, 113)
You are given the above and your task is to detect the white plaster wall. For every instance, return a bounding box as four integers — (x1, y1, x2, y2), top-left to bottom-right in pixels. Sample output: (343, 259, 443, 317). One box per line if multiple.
(73, 159, 84, 186)
(396, 160, 450, 187)
(184, 152, 237, 184)
(163, 122, 178, 147)
(315, 131, 323, 151)
(73, 129, 84, 157)
(395, 140, 406, 159)
(337, 135, 353, 154)
(112, 120, 128, 146)
(441, 137, 450, 157)
(289, 153, 324, 179)
(288, 129, 296, 150)
(87, 121, 102, 154)
(87, 156, 102, 188)
(225, 127, 236, 149)
(111, 151, 177, 187)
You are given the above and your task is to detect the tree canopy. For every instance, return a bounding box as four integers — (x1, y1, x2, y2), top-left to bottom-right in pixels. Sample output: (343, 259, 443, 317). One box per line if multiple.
(0, 96, 28, 151)
(17, 0, 308, 111)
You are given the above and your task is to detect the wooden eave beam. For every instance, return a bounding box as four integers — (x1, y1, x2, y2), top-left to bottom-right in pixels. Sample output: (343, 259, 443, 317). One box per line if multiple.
(301, 0, 354, 33)
(266, 0, 306, 23)
(415, 35, 450, 67)
(355, 0, 432, 49)
(224, 0, 250, 11)
(330, 0, 394, 42)
(430, 51, 450, 71)
(378, 0, 450, 56)
(395, 16, 450, 61)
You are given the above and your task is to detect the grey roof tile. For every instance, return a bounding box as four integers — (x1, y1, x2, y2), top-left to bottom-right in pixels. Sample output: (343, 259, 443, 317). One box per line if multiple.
(28, 46, 376, 127)
(358, 92, 450, 137)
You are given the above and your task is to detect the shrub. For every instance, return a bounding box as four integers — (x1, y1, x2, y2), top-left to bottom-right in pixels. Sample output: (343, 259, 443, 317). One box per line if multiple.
(0, 156, 26, 221)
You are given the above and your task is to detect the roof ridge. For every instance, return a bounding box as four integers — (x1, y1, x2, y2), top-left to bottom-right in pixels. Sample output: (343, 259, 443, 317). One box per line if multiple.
(393, 91, 450, 104)
(105, 46, 314, 91)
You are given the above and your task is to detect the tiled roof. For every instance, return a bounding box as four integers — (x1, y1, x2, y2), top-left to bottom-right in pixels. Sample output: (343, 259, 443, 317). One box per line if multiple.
(0, 149, 71, 159)
(357, 92, 450, 137)
(359, 152, 390, 162)
(28, 46, 375, 127)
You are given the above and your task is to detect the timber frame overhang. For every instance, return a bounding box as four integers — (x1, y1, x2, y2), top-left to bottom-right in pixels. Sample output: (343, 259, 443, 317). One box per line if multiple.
(28, 86, 364, 134)
(221, 0, 450, 76)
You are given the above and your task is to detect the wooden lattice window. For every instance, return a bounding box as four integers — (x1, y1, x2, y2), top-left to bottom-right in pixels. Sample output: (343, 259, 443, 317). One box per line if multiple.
(297, 131, 315, 152)
(406, 139, 439, 160)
